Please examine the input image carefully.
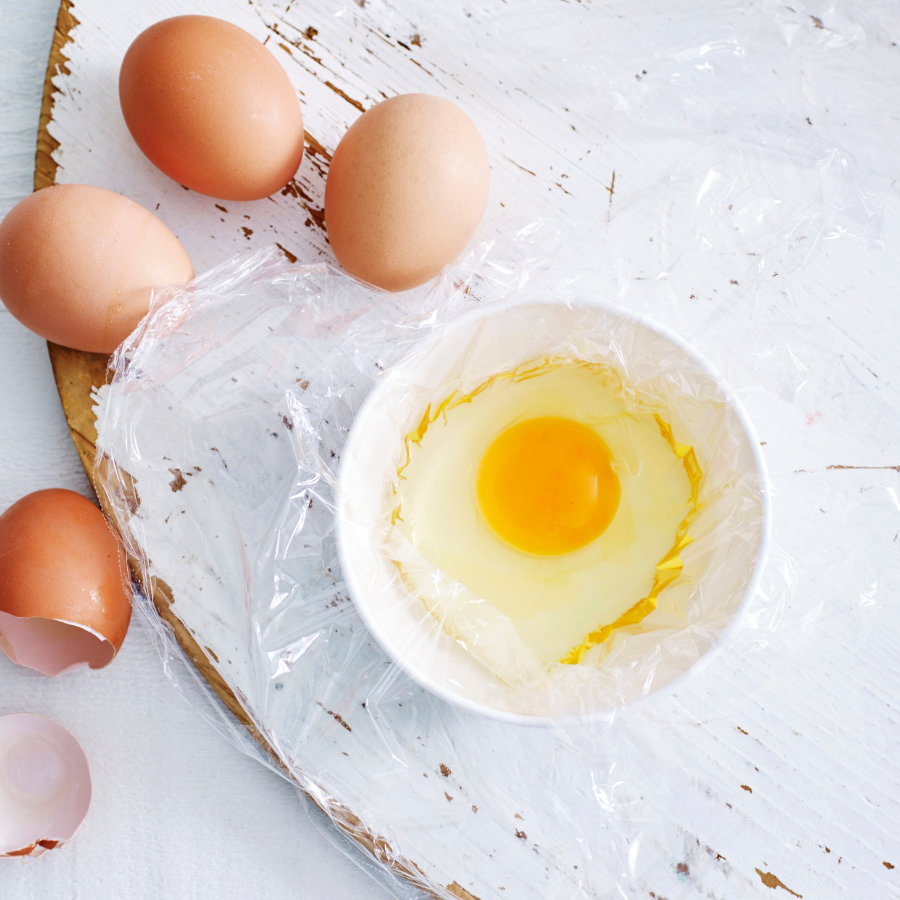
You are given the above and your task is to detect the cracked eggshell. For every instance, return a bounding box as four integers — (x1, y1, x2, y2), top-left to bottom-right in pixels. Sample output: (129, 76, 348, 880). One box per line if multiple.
(0, 489, 132, 676)
(0, 714, 92, 859)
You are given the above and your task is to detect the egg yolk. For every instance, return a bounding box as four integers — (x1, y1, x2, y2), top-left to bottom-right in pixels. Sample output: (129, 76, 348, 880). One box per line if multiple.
(476, 416, 621, 555)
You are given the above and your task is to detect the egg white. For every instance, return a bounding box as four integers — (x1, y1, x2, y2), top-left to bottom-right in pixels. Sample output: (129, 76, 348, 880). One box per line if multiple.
(391, 362, 694, 667)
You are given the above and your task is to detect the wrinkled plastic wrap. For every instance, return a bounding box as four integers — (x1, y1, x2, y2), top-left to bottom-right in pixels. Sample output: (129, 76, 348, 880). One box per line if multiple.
(337, 297, 767, 722)
(92, 114, 887, 897)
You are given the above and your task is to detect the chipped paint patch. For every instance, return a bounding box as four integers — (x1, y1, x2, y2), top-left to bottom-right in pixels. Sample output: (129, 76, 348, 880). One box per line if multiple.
(755, 868, 802, 897)
(323, 80, 365, 112)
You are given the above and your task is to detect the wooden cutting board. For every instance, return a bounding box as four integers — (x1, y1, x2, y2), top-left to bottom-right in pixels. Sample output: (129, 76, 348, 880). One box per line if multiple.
(35, 6, 673, 896)
(36, 1, 900, 899)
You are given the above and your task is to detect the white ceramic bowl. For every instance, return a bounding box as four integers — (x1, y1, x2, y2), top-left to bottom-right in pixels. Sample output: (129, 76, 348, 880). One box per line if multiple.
(336, 299, 770, 724)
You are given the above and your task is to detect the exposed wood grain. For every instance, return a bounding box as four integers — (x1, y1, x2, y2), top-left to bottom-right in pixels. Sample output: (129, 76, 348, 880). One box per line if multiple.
(755, 868, 802, 897)
(447, 883, 481, 900)
(34, 0, 78, 194)
(36, 0, 105, 487)
(44, 342, 107, 479)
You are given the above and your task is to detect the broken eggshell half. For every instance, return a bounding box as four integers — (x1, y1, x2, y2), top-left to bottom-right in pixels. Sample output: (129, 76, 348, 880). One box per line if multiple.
(0, 713, 92, 858)
(0, 489, 132, 676)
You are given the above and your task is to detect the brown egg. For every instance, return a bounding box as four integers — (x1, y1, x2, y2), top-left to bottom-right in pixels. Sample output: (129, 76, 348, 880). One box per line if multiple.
(119, 15, 305, 201)
(0, 184, 193, 354)
(324, 94, 490, 292)
(0, 489, 132, 676)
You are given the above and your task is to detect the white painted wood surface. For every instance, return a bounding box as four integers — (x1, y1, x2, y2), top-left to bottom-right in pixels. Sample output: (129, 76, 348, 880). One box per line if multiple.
(4, 0, 900, 898)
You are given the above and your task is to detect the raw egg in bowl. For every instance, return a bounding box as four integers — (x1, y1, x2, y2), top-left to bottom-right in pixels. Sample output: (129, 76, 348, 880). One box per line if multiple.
(336, 300, 770, 723)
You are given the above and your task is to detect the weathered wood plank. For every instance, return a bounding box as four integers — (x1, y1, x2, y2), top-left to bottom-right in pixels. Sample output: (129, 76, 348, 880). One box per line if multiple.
(40, 1, 900, 898)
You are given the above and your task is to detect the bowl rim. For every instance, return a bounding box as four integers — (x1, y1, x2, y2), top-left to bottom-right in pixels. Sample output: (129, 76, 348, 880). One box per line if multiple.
(336, 295, 772, 727)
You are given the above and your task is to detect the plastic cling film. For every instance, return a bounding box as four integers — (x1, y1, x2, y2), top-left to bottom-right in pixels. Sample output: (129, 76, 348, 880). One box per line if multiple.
(94, 120, 888, 900)
(338, 299, 763, 720)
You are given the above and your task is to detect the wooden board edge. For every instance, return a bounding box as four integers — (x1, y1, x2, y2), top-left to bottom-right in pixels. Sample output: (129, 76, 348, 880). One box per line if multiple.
(34, 4, 480, 897)
(35, 0, 78, 193)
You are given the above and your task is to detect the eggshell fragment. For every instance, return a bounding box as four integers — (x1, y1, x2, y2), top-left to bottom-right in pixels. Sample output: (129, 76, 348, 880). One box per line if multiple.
(324, 93, 490, 292)
(119, 15, 305, 201)
(0, 489, 131, 676)
(0, 714, 92, 859)
(0, 184, 194, 354)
